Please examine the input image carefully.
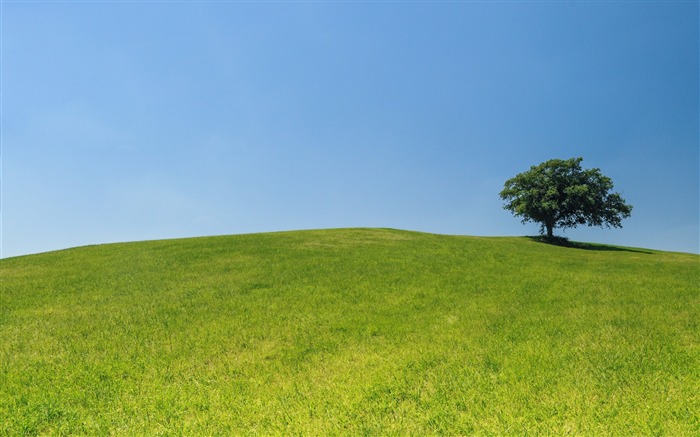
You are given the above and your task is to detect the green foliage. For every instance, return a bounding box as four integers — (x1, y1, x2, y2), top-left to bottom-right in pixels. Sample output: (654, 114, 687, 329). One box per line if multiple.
(1, 229, 698, 435)
(500, 157, 633, 238)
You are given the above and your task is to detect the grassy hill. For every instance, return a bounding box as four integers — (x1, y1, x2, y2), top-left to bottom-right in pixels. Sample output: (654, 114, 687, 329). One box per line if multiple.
(1, 228, 698, 435)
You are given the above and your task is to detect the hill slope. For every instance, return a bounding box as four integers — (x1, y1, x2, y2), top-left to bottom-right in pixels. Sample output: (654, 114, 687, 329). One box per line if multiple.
(1, 228, 698, 435)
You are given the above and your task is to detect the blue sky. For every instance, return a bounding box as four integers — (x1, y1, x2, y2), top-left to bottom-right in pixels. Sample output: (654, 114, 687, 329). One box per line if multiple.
(2, 1, 698, 257)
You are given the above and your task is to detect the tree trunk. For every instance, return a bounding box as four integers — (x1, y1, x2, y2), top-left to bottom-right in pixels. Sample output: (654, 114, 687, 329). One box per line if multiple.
(546, 223, 554, 239)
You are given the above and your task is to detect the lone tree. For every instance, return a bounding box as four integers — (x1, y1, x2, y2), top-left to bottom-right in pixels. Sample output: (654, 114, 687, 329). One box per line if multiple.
(500, 157, 632, 239)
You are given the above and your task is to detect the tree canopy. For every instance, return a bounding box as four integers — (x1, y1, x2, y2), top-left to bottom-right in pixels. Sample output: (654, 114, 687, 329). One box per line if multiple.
(500, 157, 633, 239)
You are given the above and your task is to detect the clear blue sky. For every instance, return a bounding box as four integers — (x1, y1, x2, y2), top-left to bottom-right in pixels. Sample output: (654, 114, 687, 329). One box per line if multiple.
(2, 1, 698, 257)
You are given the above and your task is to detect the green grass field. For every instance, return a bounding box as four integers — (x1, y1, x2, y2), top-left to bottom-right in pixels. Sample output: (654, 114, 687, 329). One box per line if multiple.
(1, 228, 698, 435)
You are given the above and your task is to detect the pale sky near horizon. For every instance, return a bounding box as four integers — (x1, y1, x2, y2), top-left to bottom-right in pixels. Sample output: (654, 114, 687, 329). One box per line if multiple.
(2, 1, 698, 258)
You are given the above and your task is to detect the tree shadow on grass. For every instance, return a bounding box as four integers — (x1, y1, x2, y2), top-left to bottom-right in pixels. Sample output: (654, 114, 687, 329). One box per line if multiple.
(526, 236, 654, 254)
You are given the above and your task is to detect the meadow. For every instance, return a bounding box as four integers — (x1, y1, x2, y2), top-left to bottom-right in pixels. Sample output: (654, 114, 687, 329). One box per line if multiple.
(1, 228, 698, 435)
